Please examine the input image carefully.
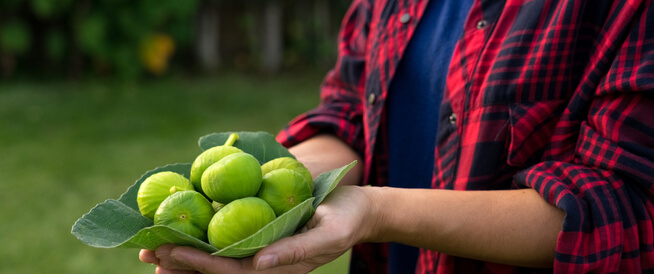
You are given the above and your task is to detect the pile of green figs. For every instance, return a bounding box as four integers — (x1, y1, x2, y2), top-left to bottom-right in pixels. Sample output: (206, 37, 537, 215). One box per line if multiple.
(135, 133, 314, 249)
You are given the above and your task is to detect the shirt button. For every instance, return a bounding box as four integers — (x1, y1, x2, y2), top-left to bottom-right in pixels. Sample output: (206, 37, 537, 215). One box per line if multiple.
(476, 20, 488, 29)
(448, 113, 457, 125)
(400, 13, 411, 24)
(368, 93, 376, 105)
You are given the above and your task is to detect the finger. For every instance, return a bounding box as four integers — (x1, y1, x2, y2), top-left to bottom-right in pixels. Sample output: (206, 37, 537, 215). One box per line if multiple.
(140, 249, 159, 264)
(169, 246, 254, 274)
(155, 266, 196, 274)
(155, 244, 195, 271)
(253, 226, 346, 271)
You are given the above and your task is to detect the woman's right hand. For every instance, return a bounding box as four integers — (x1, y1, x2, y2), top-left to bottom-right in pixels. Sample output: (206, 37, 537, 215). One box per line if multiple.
(140, 185, 379, 274)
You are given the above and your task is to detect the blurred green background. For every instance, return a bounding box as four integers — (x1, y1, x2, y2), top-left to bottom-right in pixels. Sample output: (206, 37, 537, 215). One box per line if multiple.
(0, 0, 352, 273)
(0, 0, 349, 78)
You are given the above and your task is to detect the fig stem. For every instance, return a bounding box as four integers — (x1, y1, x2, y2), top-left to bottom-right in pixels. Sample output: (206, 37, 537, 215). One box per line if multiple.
(224, 133, 239, 147)
(170, 186, 180, 194)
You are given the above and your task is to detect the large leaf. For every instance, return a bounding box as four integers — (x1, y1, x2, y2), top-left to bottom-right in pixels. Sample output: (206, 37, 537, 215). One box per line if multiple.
(71, 199, 154, 248)
(71, 132, 358, 258)
(198, 131, 295, 163)
(71, 164, 216, 253)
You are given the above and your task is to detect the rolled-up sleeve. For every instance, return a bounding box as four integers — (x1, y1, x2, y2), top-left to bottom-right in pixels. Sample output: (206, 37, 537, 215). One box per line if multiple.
(515, 4, 654, 270)
(276, 0, 371, 157)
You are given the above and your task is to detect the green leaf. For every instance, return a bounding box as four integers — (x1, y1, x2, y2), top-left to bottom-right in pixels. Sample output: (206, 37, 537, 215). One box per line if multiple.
(71, 199, 154, 248)
(71, 132, 356, 258)
(198, 131, 295, 163)
(72, 163, 215, 252)
(71, 199, 217, 253)
(312, 161, 357, 208)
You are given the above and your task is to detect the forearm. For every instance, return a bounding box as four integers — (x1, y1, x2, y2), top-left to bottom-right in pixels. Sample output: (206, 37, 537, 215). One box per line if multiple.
(363, 187, 564, 268)
(288, 134, 363, 186)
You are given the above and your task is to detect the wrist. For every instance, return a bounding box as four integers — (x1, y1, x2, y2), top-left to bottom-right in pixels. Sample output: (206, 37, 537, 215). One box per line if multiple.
(357, 187, 449, 245)
(356, 186, 388, 244)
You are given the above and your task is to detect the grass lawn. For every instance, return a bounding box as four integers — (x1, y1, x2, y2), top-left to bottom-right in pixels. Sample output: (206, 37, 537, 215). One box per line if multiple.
(0, 71, 349, 273)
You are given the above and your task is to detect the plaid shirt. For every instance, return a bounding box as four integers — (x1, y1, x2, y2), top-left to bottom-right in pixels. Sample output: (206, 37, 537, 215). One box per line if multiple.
(277, 0, 654, 273)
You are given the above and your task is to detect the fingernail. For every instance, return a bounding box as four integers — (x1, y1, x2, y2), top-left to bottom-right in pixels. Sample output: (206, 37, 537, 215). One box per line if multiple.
(256, 254, 278, 270)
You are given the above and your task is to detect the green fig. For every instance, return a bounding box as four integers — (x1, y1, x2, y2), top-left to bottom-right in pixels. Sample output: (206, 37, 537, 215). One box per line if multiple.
(137, 171, 194, 219)
(190, 133, 243, 196)
(257, 169, 312, 216)
(207, 197, 276, 249)
(201, 152, 263, 204)
(154, 190, 215, 241)
(261, 157, 314, 193)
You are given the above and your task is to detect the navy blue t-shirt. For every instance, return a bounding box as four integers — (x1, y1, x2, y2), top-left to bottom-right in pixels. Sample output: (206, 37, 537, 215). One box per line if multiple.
(386, 0, 473, 272)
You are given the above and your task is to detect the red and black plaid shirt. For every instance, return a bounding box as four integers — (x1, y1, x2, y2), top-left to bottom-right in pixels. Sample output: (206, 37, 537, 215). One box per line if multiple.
(277, 0, 654, 273)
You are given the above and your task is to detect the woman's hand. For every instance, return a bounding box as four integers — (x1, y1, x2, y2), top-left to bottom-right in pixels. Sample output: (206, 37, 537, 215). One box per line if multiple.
(139, 186, 378, 274)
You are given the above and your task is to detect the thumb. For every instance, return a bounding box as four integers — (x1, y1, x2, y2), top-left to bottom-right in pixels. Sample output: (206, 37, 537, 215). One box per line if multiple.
(253, 226, 347, 271)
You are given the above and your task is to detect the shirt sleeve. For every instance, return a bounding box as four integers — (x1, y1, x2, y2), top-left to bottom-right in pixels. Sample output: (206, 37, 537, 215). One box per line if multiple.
(514, 4, 654, 271)
(275, 0, 371, 157)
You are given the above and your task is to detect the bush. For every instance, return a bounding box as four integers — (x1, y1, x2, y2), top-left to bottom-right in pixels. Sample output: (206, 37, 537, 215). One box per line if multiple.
(0, 0, 199, 79)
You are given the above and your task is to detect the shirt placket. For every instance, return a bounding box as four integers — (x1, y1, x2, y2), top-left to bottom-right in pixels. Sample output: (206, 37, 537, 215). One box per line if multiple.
(441, 0, 499, 188)
(363, 0, 428, 185)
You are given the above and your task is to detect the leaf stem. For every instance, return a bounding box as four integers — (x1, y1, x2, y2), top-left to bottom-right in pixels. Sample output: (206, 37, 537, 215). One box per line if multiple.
(224, 133, 239, 147)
